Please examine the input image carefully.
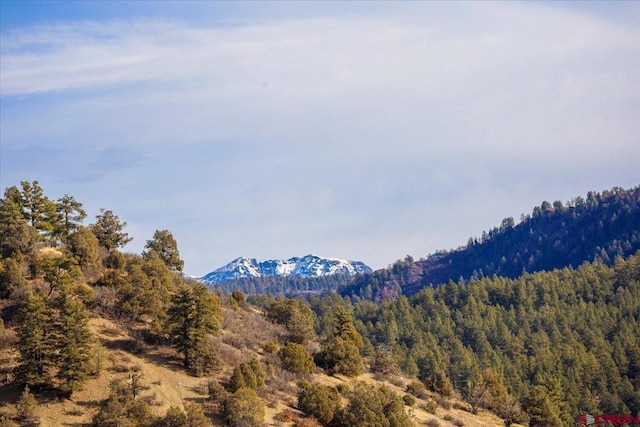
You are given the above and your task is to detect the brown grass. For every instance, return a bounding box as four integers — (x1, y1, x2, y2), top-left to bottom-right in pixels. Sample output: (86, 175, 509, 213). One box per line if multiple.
(0, 304, 521, 427)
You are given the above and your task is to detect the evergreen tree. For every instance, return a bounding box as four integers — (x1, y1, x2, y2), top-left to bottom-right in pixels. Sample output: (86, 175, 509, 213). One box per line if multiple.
(67, 226, 101, 273)
(16, 290, 55, 388)
(231, 290, 246, 307)
(90, 209, 133, 252)
(92, 379, 156, 427)
(266, 298, 315, 344)
(0, 187, 37, 258)
(248, 358, 265, 387)
(55, 194, 86, 243)
(20, 180, 59, 241)
(224, 388, 265, 427)
(335, 383, 412, 427)
(55, 290, 92, 395)
(298, 381, 340, 425)
(40, 253, 82, 296)
(317, 305, 364, 376)
(228, 360, 265, 392)
(228, 365, 247, 392)
(156, 403, 212, 427)
(0, 256, 27, 298)
(167, 284, 221, 375)
(143, 229, 184, 272)
(15, 385, 39, 426)
(279, 342, 316, 375)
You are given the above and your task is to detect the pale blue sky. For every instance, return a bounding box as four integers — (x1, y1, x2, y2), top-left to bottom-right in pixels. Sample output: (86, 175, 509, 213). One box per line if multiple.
(1, 1, 639, 275)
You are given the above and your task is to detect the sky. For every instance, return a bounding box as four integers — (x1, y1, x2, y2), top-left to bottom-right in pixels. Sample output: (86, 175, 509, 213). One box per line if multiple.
(1, 1, 639, 276)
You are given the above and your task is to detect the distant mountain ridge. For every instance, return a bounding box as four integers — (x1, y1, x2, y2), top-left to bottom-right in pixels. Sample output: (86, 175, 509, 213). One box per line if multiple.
(200, 254, 372, 285)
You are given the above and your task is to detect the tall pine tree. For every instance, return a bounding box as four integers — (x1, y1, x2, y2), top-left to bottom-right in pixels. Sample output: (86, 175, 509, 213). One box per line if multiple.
(16, 290, 55, 388)
(168, 284, 221, 375)
(55, 289, 92, 395)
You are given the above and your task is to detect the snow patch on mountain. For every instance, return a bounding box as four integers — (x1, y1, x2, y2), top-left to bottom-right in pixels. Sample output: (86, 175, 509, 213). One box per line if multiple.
(200, 254, 372, 285)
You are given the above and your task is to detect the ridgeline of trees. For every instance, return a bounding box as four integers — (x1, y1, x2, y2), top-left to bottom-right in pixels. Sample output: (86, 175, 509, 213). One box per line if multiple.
(341, 185, 640, 300)
(210, 273, 355, 296)
(211, 186, 640, 301)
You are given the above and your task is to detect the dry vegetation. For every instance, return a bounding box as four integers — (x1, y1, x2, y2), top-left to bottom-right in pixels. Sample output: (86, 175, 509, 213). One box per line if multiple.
(0, 296, 518, 427)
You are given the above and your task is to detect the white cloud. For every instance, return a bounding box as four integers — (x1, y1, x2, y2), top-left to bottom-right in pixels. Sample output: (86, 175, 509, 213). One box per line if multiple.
(1, 3, 639, 274)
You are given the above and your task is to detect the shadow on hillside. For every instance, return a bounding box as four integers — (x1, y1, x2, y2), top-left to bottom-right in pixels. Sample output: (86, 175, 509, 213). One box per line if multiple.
(0, 382, 21, 405)
(74, 398, 102, 409)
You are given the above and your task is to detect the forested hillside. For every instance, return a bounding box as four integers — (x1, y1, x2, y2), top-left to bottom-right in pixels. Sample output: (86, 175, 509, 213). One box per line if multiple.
(340, 186, 640, 300)
(2, 181, 509, 427)
(309, 253, 640, 424)
(2, 180, 639, 426)
(209, 274, 354, 296)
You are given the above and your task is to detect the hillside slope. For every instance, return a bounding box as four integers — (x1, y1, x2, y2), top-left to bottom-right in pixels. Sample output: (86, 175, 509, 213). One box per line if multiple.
(341, 185, 640, 300)
(0, 298, 516, 427)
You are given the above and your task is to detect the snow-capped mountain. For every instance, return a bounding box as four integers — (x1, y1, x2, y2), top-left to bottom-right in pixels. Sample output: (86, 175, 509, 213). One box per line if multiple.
(200, 254, 372, 285)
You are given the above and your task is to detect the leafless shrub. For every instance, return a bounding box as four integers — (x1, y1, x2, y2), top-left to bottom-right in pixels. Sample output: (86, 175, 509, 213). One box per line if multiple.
(258, 386, 280, 408)
(388, 375, 406, 388)
(100, 323, 121, 336)
(406, 380, 429, 399)
(0, 328, 17, 349)
(212, 336, 245, 366)
(275, 408, 296, 422)
(452, 401, 472, 412)
(294, 417, 322, 427)
(433, 394, 452, 410)
(265, 364, 299, 395)
(94, 286, 119, 314)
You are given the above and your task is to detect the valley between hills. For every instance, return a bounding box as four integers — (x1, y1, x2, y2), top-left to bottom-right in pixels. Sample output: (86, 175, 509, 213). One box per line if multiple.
(1, 182, 639, 426)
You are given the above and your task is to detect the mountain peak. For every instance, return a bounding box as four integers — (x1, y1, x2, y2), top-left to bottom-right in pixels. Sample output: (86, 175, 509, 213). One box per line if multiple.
(200, 254, 372, 285)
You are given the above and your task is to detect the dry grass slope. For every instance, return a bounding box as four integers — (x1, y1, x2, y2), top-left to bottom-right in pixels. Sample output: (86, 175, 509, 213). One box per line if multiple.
(0, 301, 519, 427)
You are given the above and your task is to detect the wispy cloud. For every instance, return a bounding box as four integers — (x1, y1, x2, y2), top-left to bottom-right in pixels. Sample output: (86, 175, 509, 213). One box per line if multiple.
(1, 3, 639, 273)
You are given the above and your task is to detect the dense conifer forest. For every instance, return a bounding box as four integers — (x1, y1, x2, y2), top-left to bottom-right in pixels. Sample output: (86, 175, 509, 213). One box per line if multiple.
(1, 181, 639, 426)
(329, 255, 640, 424)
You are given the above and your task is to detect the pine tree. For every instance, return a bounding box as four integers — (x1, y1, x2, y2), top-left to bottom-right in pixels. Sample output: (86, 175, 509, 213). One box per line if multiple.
(143, 229, 183, 272)
(20, 180, 60, 241)
(224, 388, 265, 427)
(15, 385, 39, 426)
(16, 290, 55, 388)
(168, 284, 221, 375)
(55, 194, 86, 243)
(279, 342, 316, 375)
(56, 290, 92, 395)
(317, 305, 364, 376)
(228, 366, 247, 392)
(90, 209, 132, 252)
(0, 187, 37, 258)
(298, 381, 340, 425)
(67, 226, 101, 272)
(0, 256, 27, 298)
